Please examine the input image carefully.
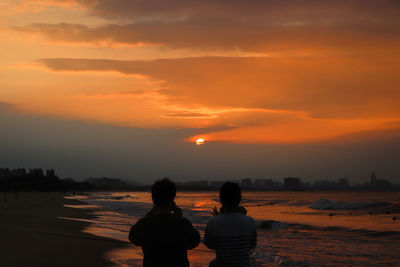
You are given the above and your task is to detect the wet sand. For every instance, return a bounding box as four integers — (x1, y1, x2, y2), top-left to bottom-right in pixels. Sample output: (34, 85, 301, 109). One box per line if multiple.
(0, 192, 127, 267)
(105, 241, 215, 267)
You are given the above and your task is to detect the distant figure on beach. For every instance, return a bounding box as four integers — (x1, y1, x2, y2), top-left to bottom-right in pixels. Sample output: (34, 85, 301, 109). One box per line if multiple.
(129, 178, 200, 267)
(205, 182, 257, 267)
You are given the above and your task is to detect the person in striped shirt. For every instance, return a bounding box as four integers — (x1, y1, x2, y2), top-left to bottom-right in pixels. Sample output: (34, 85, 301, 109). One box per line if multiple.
(204, 182, 257, 267)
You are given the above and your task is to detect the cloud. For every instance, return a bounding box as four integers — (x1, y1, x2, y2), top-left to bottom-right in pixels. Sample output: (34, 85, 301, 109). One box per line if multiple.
(74, 90, 153, 98)
(10, 0, 400, 53)
(162, 112, 217, 119)
(37, 56, 400, 120)
(192, 117, 400, 144)
(32, 56, 400, 143)
(12, 13, 400, 51)
(3, 0, 77, 12)
(72, 0, 400, 22)
(13, 23, 163, 47)
(0, 101, 16, 113)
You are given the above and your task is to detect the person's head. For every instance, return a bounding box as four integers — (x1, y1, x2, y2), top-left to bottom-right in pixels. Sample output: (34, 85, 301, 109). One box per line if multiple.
(151, 178, 176, 207)
(219, 182, 241, 208)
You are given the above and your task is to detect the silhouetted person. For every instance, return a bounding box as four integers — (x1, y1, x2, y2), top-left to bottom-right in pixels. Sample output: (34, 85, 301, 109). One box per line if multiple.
(129, 178, 200, 267)
(205, 182, 257, 267)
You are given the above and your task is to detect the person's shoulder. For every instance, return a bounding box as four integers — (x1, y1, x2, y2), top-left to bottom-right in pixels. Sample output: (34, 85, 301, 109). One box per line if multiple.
(130, 216, 149, 235)
(207, 214, 222, 224)
(135, 213, 164, 225)
(239, 213, 256, 224)
(207, 213, 239, 225)
(158, 213, 193, 226)
(228, 213, 256, 226)
(241, 214, 257, 230)
(133, 216, 150, 227)
(243, 214, 256, 222)
(173, 216, 198, 232)
(178, 216, 195, 226)
(205, 214, 221, 229)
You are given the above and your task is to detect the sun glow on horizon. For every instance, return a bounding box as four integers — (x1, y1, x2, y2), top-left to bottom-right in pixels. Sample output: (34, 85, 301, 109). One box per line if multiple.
(195, 138, 205, 145)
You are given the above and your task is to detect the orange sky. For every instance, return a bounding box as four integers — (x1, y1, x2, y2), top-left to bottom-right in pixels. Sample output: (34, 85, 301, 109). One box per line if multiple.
(1, 0, 400, 144)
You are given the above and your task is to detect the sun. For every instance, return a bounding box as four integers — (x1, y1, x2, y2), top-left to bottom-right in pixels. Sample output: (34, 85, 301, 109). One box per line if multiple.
(195, 138, 205, 145)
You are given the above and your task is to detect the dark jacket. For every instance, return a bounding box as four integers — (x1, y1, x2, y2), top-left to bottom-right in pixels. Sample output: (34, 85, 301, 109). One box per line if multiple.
(129, 213, 200, 267)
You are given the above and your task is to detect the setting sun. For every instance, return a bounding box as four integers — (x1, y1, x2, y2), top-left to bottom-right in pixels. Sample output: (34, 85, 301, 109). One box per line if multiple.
(196, 138, 205, 145)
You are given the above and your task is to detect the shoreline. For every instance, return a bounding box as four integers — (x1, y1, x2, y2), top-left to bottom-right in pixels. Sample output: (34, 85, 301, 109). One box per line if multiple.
(71, 192, 217, 266)
(74, 195, 216, 267)
(0, 192, 128, 267)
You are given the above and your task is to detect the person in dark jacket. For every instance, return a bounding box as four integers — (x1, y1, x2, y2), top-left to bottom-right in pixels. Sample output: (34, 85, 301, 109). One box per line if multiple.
(129, 178, 200, 267)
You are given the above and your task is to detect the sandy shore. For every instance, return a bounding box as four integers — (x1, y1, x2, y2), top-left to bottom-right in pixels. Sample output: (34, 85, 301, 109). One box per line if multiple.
(0, 192, 127, 267)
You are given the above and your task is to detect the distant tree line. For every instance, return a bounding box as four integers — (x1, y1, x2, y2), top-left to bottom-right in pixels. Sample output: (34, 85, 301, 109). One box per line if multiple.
(0, 168, 91, 192)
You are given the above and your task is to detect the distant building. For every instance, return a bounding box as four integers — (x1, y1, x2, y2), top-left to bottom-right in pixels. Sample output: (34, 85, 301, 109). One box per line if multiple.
(313, 180, 337, 190)
(371, 172, 377, 184)
(241, 178, 253, 188)
(375, 179, 392, 189)
(252, 179, 282, 190)
(179, 180, 209, 190)
(284, 177, 301, 190)
(183, 180, 209, 187)
(209, 181, 224, 189)
(338, 178, 349, 189)
(367, 172, 392, 190)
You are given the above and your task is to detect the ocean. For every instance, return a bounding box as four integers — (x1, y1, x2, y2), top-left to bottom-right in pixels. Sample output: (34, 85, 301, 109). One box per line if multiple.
(71, 191, 400, 266)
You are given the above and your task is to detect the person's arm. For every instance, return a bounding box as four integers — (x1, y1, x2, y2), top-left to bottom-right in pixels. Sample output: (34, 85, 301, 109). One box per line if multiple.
(250, 224, 257, 249)
(183, 219, 200, 249)
(128, 219, 144, 246)
(204, 222, 216, 250)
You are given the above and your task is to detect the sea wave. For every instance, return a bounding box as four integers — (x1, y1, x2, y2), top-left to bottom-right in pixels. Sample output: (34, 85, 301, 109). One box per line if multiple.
(252, 251, 311, 267)
(256, 219, 400, 239)
(82, 194, 400, 239)
(93, 194, 137, 200)
(86, 199, 152, 218)
(309, 198, 390, 210)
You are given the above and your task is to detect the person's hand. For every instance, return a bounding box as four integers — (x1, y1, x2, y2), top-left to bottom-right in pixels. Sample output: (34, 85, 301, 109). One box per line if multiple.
(212, 206, 220, 216)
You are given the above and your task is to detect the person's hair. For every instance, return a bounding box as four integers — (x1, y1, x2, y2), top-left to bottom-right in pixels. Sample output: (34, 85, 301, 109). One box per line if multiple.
(219, 182, 241, 207)
(151, 178, 176, 206)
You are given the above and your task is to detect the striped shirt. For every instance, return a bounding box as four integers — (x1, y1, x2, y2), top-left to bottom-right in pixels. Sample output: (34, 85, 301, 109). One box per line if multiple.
(204, 213, 257, 267)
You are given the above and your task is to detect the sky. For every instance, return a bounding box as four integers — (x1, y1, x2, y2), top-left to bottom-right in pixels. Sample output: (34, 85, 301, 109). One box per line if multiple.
(0, 0, 399, 183)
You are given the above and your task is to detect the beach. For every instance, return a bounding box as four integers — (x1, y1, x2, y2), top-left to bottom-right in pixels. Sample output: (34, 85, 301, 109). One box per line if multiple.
(2, 191, 399, 266)
(0, 192, 127, 267)
(0, 191, 215, 267)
